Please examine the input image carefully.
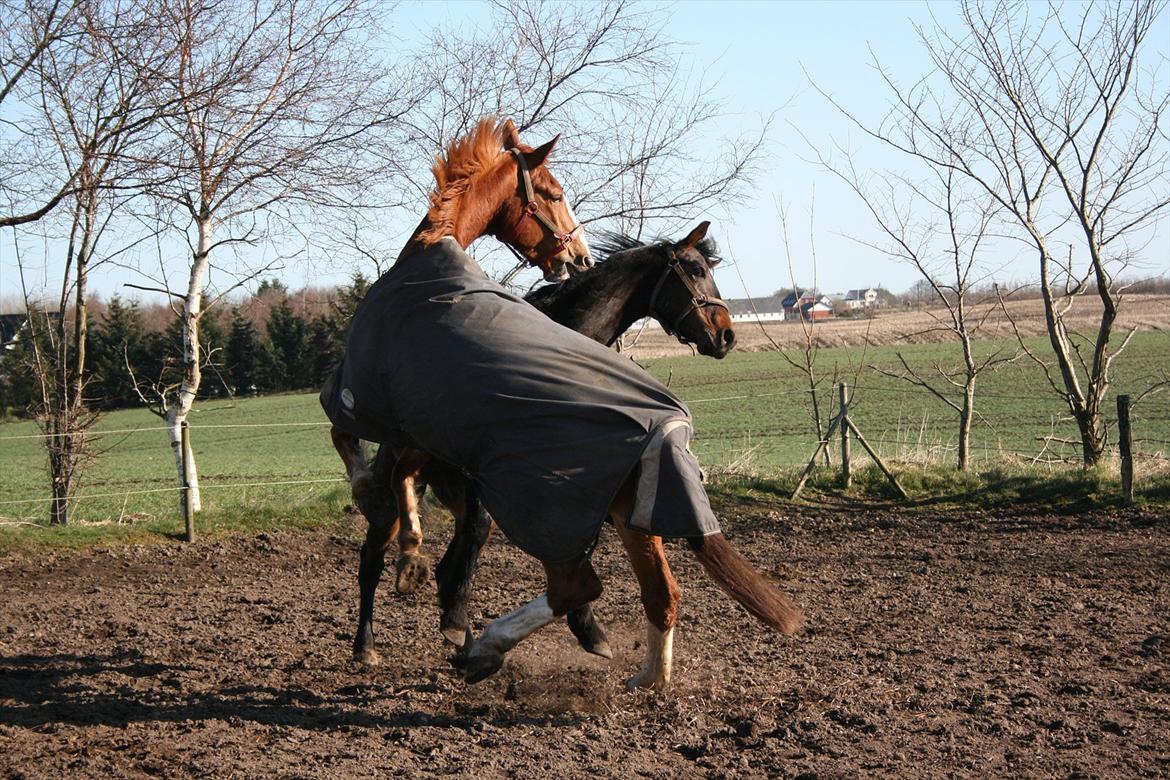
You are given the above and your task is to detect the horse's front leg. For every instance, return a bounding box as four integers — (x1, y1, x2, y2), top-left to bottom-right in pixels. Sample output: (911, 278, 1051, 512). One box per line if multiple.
(431, 473, 493, 646)
(390, 447, 431, 594)
(428, 467, 613, 659)
(462, 557, 603, 684)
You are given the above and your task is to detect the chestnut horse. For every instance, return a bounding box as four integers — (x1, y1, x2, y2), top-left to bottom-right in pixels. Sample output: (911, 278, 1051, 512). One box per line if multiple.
(325, 117, 590, 662)
(363, 222, 735, 666)
(325, 120, 800, 691)
(332, 228, 802, 690)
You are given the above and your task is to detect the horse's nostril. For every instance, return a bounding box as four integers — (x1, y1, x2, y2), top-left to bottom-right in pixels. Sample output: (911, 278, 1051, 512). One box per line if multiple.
(723, 329, 736, 346)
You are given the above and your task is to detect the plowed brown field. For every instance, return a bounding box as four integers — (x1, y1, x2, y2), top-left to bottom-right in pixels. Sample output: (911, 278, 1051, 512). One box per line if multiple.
(625, 294, 1170, 357)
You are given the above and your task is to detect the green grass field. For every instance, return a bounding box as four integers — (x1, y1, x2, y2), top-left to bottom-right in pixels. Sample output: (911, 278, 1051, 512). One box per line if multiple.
(644, 330, 1170, 471)
(1, 331, 1167, 545)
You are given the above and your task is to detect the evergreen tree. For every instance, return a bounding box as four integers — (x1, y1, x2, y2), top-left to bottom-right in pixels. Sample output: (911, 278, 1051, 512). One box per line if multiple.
(198, 308, 228, 398)
(225, 308, 264, 395)
(333, 272, 370, 331)
(0, 314, 54, 416)
(89, 296, 149, 409)
(301, 271, 370, 389)
(306, 314, 342, 387)
(157, 299, 228, 399)
(267, 298, 308, 390)
(256, 278, 289, 299)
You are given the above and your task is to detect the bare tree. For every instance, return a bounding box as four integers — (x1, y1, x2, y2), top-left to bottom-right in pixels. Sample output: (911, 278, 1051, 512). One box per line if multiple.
(825, 0, 1169, 466)
(9, 0, 171, 523)
(774, 202, 835, 465)
(0, 0, 86, 227)
(133, 0, 413, 512)
(826, 154, 1022, 470)
(394, 0, 768, 281)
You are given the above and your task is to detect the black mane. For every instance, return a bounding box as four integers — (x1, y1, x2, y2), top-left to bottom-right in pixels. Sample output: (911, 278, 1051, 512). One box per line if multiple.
(526, 230, 720, 305)
(590, 231, 720, 265)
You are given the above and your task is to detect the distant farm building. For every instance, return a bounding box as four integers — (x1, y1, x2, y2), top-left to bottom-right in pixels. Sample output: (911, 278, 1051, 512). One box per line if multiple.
(725, 293, 787, 323)
(844, 288, 879, 310)
(781, 290, 835, 321)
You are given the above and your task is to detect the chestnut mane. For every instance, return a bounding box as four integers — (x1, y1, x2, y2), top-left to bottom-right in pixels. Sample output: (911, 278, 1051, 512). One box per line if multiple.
(416, 118, 512, 245)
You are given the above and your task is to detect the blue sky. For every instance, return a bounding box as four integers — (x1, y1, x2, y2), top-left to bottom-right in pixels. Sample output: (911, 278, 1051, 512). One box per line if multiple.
(3, 0, 1168, 306)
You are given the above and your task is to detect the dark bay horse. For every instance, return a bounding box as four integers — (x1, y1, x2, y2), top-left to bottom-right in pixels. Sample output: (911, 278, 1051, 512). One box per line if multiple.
(378, 222, 736, 664)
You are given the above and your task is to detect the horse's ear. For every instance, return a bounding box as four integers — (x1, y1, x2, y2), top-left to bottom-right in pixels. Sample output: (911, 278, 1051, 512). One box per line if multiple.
(522, 134, 559, 169)
(501, 118, 521, 149)
(679, 220, 710, 249)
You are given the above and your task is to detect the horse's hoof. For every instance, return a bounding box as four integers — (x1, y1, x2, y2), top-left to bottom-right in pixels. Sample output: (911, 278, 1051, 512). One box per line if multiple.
(583, 638, 613, 660)
(395, 552, 430, 594)
(440, 619, 469, 647)
(625, 669, 668, 691)
(447, 629, 476, 667)
(567, 610, 612, 659)
(572, 620, 612, 659)
(355, 647, 381, 667)
(464, 651, 504, 684)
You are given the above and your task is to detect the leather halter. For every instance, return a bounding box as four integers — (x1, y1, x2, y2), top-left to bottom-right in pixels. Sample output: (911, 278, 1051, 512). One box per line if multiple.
(499, 147, 582, 268)
(648, 249, 730, 342)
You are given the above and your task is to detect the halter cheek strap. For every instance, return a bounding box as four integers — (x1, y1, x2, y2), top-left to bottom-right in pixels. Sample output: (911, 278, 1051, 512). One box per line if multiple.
(648, 250, 730, 343)
(500, 148, 582, 268)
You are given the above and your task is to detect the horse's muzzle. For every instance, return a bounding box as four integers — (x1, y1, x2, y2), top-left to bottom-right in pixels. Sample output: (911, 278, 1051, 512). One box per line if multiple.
(698, 327, 736, 359)
(543, 262, 571, 283)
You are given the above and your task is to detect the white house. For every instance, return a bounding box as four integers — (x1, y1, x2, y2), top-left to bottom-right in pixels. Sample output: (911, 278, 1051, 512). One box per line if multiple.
(844, 288, 878, 310)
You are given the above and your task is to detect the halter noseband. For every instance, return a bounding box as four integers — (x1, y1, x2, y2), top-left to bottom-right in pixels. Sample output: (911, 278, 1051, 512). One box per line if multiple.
(500, 147, 583, 269)
(648, 249, 730, 343)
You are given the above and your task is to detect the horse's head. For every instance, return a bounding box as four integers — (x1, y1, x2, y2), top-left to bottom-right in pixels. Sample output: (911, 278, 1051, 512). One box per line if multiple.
(650, 221, 735, 358)
(493, 119, 592, 283)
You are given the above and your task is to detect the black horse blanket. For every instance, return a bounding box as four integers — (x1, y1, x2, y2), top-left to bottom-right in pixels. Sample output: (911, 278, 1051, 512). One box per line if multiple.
(321, 237, 718, 563)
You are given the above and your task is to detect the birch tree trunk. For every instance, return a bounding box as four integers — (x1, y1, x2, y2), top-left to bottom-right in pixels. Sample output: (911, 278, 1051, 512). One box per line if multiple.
(165, 212, 211, 513)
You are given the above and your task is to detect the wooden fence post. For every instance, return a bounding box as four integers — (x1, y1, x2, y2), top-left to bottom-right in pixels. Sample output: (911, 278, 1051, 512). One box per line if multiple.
(792, 385, 908, 501)
(1117, 394, 1133, 506)
(840, 382, 851, 488)
(181, 420, 195, 542)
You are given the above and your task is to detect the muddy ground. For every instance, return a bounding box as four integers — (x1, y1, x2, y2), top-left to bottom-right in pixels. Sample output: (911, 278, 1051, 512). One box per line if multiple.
(1, 500, 1167, 778)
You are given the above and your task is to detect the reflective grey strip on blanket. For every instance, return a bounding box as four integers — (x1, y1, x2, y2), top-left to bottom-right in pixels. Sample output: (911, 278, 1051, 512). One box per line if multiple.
(630, 418, 720, 539)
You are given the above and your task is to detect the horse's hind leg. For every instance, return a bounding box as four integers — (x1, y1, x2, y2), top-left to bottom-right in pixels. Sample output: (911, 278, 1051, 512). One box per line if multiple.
(351, 459, 399, 666)
(331, 427, 393, 664)
(462, 557, 603, 684)
(390, 448, 431, 594)
(331, 427, 369, 484)
(610, 478, 681, 691)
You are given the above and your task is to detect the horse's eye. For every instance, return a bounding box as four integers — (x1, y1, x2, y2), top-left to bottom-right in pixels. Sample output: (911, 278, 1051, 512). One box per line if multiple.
(689, 266, 705, 278)
(547, 194, 563, 203)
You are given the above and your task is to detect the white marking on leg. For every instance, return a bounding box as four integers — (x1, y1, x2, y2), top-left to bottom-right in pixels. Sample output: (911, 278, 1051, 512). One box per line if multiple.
(405, 507, 422, 538)
(628, 621, 674, 690)
(474, 595, 556, 657)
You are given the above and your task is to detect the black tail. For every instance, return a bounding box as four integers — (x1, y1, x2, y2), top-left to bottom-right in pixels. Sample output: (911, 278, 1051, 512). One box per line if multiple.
(687, 533, 802, 635)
